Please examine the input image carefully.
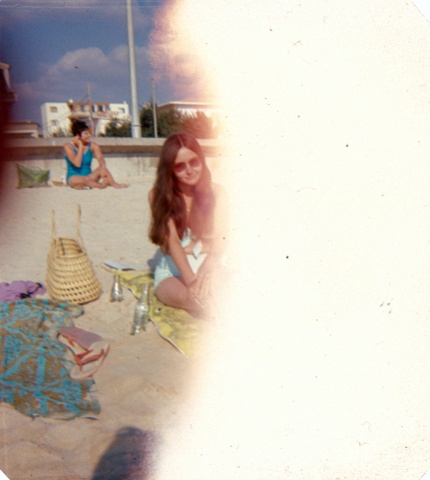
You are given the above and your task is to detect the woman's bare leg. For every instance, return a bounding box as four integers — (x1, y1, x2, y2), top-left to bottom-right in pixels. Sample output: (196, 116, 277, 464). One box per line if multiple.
(97, 167, 128, 188)
(155, 277, 203, 317)
(68, 168, 127, 189)
(68, 174, 104, 189)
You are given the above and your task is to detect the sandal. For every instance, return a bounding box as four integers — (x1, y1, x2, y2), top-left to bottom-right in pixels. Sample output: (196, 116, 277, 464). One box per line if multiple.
(58, 326, 109, 380)
(70, 342, 109, 380)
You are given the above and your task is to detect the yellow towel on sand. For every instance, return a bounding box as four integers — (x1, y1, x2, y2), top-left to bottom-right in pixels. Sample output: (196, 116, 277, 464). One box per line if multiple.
(116, 270, 207, 357)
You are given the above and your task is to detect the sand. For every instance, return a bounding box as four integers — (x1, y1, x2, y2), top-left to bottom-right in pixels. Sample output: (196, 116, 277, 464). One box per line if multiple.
(3, 2, 430, 476)
(2, 169, 430, 480)
(0, 174, 196, 480)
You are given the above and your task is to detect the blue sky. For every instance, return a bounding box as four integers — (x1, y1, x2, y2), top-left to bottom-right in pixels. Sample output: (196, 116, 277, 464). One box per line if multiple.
(0, 0, 210, 125)
(1, 0, 429, 126)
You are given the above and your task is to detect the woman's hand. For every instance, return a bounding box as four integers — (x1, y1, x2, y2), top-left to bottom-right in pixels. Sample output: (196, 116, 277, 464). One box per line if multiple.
(72, 135, 82, 148)
(188, 269, 213, 309)
(65, 138, 84, 167)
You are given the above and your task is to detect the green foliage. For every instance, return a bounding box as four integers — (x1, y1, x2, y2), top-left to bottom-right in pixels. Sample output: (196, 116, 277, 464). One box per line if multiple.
(102, 119, 131, 137)
(182, 111, 217, 139)
(140, 104, 157, 137)
(140, 103, 217, 138)
(157, 107, 184, 137)
(51, 126, 71, 137)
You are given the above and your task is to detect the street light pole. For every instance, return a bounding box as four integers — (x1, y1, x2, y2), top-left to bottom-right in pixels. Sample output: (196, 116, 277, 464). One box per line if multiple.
(151, 78, 158, 138)
(126, 0, 141, 138)
(87, 82, 95, 135)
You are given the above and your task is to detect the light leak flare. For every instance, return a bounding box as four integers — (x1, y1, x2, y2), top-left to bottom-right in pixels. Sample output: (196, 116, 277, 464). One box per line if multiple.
(153, 0, 430, 478)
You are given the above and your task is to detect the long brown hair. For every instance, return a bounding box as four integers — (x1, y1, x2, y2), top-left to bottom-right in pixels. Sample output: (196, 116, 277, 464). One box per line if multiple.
(149, 133, 215, 251)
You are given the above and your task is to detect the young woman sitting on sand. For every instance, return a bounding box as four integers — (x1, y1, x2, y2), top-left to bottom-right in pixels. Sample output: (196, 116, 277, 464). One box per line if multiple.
(64, 120, 127, 190)
(149, 132, 227, 316)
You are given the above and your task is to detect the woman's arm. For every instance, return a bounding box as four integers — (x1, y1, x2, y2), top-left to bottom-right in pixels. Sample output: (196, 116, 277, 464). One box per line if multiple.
(210, 183, 229, 256)
(91, 142, 107, 168)
(64, 140, 84, 168)
(195, 184, 229, 269)
(166, 218, 196, 286)
(189, 184, 229, 302)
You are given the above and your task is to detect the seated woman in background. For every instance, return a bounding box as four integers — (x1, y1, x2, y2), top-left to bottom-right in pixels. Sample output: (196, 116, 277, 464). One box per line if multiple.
(148, 132, 228, 316)
(64, 119, 127, 189)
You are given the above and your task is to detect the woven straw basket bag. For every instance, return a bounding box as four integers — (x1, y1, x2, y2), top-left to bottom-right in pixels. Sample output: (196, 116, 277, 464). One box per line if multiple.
(46, 205, 101, 304)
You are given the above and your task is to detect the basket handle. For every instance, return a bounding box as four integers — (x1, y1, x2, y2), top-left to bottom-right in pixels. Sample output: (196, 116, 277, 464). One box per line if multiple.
(51, 210, 57, 241)
(76, 204, 86, 250)
(51, 205, 86, 250)
(51, 210, 66, 256)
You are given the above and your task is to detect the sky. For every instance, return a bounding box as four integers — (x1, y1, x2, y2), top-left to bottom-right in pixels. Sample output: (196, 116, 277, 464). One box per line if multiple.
(0, 0, 216, 125)
(0, 0, 429, 126)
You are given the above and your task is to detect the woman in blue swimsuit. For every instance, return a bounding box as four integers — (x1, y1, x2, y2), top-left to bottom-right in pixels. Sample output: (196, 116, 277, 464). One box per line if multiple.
(149, 133, 227, 316)
(64, 120, 127, 189)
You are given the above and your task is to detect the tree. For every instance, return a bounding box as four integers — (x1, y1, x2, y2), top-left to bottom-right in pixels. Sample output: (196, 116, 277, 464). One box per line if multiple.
(182, 111, 217, 139)
(140, 103, 217, 138)
(140, 104, 156, 137)
(51, 126, 71, 137)
(157, 107, 185, 137)
(102, 119, 131, 137)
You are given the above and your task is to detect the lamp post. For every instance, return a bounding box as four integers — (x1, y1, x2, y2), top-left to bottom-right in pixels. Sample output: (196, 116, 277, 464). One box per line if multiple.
(126, 0, 141, 138)
(151, 78, 158, 138)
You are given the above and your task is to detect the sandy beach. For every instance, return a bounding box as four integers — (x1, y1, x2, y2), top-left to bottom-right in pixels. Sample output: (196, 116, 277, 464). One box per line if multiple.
(2, 165, 430, 480)
(0, 173, 199, 479)
(2, 1, 430, 478)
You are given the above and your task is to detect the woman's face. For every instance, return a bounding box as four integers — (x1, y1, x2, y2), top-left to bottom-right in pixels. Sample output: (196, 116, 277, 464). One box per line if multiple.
(78, 129, 91, 145)
(173, 147, 203, 188)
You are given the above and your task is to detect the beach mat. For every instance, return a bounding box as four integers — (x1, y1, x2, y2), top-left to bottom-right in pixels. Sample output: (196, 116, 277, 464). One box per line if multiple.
(0, 299, 100, 419)
(116, 270, 207, 356)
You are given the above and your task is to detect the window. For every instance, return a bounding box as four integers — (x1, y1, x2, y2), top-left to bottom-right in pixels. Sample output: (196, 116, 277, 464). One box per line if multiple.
(50, 106, 58, 113)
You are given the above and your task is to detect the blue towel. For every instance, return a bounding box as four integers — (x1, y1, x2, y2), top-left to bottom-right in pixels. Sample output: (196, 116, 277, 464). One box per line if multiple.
(0, 299, 100, 419)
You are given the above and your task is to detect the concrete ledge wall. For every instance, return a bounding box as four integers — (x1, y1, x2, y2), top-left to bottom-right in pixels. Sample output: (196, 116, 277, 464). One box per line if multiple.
(4, 137, 223, 184)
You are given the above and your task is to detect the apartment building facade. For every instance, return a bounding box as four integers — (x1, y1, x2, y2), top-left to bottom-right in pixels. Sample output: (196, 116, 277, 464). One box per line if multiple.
(157, 101, 219, 119)
(41, 100, 130, 137)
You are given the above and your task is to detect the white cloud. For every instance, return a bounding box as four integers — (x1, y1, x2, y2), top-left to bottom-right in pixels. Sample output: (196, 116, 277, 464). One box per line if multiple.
(50, 47, 109, 75)
(110, 45, 130, 64)
(110, 44, 149, 67)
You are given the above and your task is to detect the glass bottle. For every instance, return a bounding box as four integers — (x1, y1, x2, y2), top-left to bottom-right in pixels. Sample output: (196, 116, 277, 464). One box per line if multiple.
(131, 283, 150, 334)
(110, 274, 123, 302)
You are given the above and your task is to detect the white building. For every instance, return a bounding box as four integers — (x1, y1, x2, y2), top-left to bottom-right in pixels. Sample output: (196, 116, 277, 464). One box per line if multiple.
(157, 100, 219, 119)
(40, 102, 71, 137)
(41, 100, 130, 137)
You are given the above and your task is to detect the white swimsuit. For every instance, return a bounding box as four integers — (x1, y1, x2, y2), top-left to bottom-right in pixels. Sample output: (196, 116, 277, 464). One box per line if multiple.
(153, 228, 206, 289)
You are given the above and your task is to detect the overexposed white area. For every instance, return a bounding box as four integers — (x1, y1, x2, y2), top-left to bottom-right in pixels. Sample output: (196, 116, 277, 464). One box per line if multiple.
(155, 0, 430, 479)
(413, 0, 430, 20)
